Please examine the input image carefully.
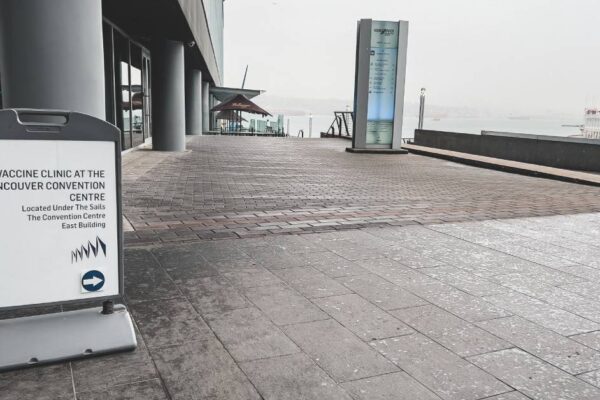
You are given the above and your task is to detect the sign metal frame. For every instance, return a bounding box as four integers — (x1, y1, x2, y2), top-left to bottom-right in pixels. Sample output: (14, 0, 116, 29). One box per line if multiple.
(0, 108, 124, 312)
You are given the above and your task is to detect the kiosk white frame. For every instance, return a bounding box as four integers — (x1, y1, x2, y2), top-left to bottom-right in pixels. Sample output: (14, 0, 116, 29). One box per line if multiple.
(349, 19, 409, 153)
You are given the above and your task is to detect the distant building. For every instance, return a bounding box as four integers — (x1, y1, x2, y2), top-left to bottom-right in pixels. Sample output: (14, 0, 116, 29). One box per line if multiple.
(583, 108, 600, 139)
(0, 0, 225, 151)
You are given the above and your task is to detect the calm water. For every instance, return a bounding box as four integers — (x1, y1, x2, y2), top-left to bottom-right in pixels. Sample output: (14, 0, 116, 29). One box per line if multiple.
(286, 115, 583, 139)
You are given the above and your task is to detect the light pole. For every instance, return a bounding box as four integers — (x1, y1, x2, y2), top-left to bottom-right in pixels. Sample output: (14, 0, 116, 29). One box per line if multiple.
(418, 88, 426, 130)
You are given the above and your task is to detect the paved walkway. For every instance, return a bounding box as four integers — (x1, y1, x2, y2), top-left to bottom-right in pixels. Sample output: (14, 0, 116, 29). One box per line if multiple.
(4, 137, 600, 399)
(122, 137, 600, 245)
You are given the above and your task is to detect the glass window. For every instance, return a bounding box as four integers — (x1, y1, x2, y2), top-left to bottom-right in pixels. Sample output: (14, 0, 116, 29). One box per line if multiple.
(113, 31, 131, 150)
(103, 20, 151, 151)
(121, 61, 132, 150)
(142, 55, 152, 140)
(103, 22, 115, 124)
(130, 45, 144, 148)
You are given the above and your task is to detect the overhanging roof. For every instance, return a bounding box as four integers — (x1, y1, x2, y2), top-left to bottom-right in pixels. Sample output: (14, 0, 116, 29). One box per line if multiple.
(210, 86, 264, 102)
(102, 0, 223, 86)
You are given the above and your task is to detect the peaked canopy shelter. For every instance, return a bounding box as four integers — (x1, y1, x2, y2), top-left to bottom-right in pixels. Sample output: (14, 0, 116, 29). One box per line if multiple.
(211, 94, 271, 132)
(215, 110, 247, 122)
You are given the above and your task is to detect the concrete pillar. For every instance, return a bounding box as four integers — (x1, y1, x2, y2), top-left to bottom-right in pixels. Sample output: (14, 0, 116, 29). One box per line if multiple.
(202, 81, 210, 133)
(0, 0, 105, 119)
(151, 39, 185, 151)
(212, 97, 221, 131)
(185, 69, 203, 135)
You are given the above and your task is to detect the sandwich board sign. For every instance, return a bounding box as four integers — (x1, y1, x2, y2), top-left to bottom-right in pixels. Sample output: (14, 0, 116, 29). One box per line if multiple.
(349, 19, 409, 153)
(0, 109, 135, 371)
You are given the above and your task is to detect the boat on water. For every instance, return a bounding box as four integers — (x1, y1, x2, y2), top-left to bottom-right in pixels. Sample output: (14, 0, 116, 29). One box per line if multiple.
(582, 108, 600, 139)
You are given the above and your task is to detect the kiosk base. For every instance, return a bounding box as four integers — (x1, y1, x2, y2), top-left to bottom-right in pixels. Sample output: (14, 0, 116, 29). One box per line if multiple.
(0, 304, 137, 372)
(346, 147, 409, 154)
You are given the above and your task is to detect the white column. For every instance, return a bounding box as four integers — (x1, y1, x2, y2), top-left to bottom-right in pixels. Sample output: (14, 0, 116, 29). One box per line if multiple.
(202, 81, 210, 133)
(151, 39, 186, 151)
(185, 69, 203, 135)
(0, 0, 105, 119)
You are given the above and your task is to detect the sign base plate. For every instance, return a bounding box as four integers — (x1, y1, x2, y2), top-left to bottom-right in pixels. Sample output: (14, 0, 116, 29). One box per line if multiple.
(0, 304, 137, 372)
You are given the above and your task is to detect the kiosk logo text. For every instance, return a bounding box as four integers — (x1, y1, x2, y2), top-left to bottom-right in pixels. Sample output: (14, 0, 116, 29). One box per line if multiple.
(71, 236, 107, 263)
(374, 28, 395, 37)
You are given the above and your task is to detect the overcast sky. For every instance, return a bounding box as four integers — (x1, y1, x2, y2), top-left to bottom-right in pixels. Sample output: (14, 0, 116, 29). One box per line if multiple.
(223, 0, 600, 116)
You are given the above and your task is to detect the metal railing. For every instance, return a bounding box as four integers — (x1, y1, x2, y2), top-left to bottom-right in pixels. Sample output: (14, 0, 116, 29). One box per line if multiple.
(322, 111, 354, 138)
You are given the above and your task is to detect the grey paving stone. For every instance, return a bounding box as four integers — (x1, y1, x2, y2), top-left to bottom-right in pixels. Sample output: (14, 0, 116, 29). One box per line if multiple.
(480, 392, 532, 400)
(272, 266, 351, 299)
(484, 290, 600, 335)
(304, 251, 368, 278)
(341, 371, 442, 400)
(382, 246, 445, 269)
(239, 353, 352, 400)
(355, 257, 414, 279)
(571, 331, 600, 351)
(370, 333, 510, 400)
(152, 246, 219, 281)
(268, 235, 328, 254)
(205, 307, 299, 362)
(244, 283, 329, 325)
(130, 298, 213, 349)
(0, 363, 74, 400)
(336, 273, 428, 311)
(418, 285, 512, 323)
(493, 271, 583, 293)
(151, 339, 261, 400)
(235, 237, 270, 249)
(421, 265, 508, 297)
(488, 278, 600, 325)
(208, 258, 261, 273)
(393, 304, 511, 357)
(249, 250, 309, 270)
(72, 332, 157, 392)
(435, 248, 548, 278)
(76, 379, 168, 400)
(429, 223, 579, 270)
(468, 348, 600, 400)
(283, 319, 398, 382)
(477, 315, 600, 374)
(330, 245, 388, 261)
(364, 264, 505, 322)
(178, 275, 251, 315)
(124, 248, 160, 269)
(578, 369, 600, 388)
(314, 293, 413, 341)
(552, 264, 600, 283)
(124, 261, 181, 303)
(561, 281, 600, 302)
(192, 241, 250, 263)
(304, 230, 372, 244)
(489, 243, 580, 269)
(221, 267, 283, 288)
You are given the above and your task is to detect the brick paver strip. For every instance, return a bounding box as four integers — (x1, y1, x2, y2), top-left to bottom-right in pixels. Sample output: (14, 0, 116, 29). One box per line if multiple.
(121, 136, 600, 244)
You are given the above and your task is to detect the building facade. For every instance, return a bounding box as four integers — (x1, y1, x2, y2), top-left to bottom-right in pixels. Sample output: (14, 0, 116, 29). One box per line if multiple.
(0, 0, 225, 151)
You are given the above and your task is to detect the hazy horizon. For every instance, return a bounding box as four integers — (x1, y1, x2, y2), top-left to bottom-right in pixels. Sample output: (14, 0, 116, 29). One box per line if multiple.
(223, 0, 600, 118)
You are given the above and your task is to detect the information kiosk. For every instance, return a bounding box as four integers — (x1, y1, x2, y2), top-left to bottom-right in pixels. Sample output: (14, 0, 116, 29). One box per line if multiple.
(348, 19, 409, 154)
(0, 109, 136, 371)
